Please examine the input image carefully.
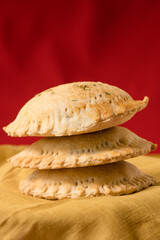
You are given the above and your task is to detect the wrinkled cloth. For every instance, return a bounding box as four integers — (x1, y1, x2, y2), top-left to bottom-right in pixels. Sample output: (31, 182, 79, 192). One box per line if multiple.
(0, 145, 160, 240)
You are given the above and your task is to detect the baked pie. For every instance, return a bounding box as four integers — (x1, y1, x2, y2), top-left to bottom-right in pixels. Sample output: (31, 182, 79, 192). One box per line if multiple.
(8, 126, 156, 169)
(3, 82, 149, 137)
(19, 161, 156, 199)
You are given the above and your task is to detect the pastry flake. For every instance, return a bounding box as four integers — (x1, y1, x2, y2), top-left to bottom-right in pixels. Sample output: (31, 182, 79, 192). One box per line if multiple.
(3, 82, 149, 137)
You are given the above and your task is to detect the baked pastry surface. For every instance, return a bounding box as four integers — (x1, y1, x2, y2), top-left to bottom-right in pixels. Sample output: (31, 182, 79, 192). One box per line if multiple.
(8, 126, 157, 169)
(3, 82, 149, 137)
(19, 161, 156, 199)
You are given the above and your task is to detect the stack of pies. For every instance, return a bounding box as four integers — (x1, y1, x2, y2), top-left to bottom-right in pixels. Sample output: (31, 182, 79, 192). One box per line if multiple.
(3, 82, 157, 200)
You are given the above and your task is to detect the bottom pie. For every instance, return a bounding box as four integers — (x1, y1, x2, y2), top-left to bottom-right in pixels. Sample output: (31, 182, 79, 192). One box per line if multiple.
(19, 161, 156, 200)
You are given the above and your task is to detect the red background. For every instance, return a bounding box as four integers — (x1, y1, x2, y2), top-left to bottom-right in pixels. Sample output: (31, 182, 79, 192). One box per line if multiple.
(0, 1, 160, 151)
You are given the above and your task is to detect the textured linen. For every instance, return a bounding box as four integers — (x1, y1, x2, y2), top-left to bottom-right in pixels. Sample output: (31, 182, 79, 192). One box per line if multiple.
(0, 145, 160, 240)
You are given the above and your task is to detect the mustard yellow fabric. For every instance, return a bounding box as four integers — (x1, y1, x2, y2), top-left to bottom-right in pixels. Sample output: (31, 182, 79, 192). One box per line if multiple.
(0, 145, 160, 240)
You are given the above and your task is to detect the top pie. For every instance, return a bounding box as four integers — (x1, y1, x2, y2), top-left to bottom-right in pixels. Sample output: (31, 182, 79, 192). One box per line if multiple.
(3, 82, 149, 137)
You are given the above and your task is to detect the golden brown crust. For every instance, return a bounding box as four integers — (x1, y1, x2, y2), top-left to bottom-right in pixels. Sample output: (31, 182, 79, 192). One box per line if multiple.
(19, 161, 156, 200)
(3, 82, 149, 137)
(8, 127, 157, 169)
